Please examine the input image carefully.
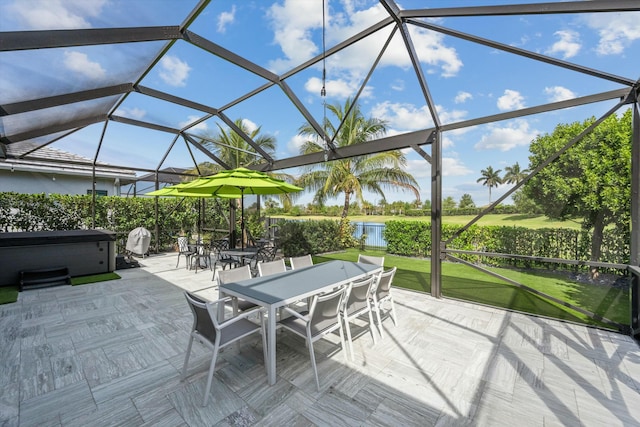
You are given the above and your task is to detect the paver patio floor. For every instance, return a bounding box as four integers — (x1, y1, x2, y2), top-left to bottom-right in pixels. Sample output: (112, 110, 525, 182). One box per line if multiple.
(1, 253, 638, 426)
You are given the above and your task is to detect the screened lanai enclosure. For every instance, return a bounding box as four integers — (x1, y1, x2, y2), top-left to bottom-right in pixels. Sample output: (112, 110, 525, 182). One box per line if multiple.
(1, 1, 639, 336)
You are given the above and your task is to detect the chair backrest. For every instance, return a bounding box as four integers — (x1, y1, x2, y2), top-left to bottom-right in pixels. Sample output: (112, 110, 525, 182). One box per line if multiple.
(177, 236, 190, 252)
(308, 286, 346, 334)
(263, 245, 278, 261)
(217, 265, 252, 286)
(289, 254, 313, 270)
(211, 238, 229, 253)
(258, 259, 286, 277)
(358, 254, 384, 266)
(184, 292, 218, 342)
(374, 267, 397, 301)
(344, 275, 376, 315)
(250, 245, 277, 266)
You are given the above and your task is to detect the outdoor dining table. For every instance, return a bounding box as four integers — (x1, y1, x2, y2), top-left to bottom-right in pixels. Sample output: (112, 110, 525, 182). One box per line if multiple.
(218, 259, 383, 385)
(221, 247, 260, 265)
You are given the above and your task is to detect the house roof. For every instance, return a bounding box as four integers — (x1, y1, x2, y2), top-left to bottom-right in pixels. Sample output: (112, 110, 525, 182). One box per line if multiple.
(0, 143, 136, 179)
(134, 167, 189, 184)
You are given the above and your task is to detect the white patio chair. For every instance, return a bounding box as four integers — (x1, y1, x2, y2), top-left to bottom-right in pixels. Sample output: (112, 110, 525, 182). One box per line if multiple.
(182, 292, 267, 406)
(357, 254, 384, 267)
(257, 258, 286, 277)
(243, 246, 278, 277)
(217, 265, 258, 313)
(341, 275, 378, 361)
(370, 267, 398, 338)
(278, 286, 348, 391)
(289, 254, 313, 269)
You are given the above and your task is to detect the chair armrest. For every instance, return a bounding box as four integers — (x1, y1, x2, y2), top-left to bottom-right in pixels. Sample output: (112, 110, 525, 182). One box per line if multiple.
(219, 305, 264, 327)
(281, 306, 308, 321)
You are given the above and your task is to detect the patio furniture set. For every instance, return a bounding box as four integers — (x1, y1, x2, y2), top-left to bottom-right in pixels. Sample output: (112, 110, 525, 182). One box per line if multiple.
(181, 253, 398, 405)
(175, 236, 279, 279)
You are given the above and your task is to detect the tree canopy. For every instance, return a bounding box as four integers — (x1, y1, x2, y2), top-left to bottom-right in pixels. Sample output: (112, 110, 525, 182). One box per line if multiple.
(524, 110, 632, 265)
(477, 166, 503, 202)
(296, 98, 420, 218)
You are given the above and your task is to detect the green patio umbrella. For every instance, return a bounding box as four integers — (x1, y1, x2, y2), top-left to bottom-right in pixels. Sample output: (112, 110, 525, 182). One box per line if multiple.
(146, 183, 239, 246)
(177, 167, 303, 249)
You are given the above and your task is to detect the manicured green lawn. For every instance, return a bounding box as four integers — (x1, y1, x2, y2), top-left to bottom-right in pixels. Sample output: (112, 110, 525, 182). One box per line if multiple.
(314, 249, 629, 330)
(71, 272, 121, 286)
(0, 286, 19, 305)
(274, 214, 582, 230)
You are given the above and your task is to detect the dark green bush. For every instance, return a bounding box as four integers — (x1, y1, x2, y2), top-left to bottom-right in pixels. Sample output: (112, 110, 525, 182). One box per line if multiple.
(383, 220, 629, 270)
(276, 219, 354, 257)
(0, 192, 228, 253)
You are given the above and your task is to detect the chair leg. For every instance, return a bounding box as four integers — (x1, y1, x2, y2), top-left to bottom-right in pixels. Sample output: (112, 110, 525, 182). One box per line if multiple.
(176, 254, 181, 268)
(260, 312, 268, 377)
(337, 321, 347, 363)
(367, 308, 377, 344)
(181, 336, 194, 380)
(389, 297, 398, 327)
(343, 316, 355, 362)
(202, 348, 220, 406)
(307, 336, 320, 392)
(374, 301, 384, 339)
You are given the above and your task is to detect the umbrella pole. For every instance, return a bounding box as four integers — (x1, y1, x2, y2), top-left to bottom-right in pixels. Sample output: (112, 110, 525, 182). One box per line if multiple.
(241, 188, 245, 251)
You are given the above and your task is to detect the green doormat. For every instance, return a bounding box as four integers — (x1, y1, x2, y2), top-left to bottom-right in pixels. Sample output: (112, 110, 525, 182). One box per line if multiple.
(0, 287, 19, 305)
(71, 272, 121, 286)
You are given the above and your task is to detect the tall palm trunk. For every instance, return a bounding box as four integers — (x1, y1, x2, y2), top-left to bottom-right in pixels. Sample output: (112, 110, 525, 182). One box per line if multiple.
(342, 192, 351, 218)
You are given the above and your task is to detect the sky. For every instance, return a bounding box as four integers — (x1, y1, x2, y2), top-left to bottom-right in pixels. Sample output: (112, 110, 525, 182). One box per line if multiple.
(1, 0, 639, 207)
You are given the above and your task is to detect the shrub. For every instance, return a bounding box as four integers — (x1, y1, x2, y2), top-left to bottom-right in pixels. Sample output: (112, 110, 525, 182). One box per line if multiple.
(276, 219, 355, 257)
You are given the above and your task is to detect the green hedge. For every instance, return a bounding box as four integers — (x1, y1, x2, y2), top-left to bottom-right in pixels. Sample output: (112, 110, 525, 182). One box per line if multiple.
(405, 205, 520, 217)
(276, 219, 356, 257)
(0, 192, 228, 252)
(383, 220, 629, 270)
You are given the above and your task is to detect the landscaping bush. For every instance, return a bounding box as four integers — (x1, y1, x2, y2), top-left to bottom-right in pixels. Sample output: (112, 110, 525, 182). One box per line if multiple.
(0, 192, 228, 252)
(276, 219, 354, 257)
(383, 220, 629, 271)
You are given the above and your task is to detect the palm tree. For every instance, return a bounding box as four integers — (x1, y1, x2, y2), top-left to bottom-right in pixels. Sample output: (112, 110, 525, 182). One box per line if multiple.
(297, 98, 419, 218)
(186, 118, 296, 196)
(184, 119, 295, 242)
(503, 162, 529, 184)
(477, 166, 503, 203)
(197, 118, 276, 171)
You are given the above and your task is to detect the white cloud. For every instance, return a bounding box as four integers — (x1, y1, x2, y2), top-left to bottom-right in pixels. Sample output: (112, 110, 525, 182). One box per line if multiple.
(267, 1, 462, 78)
(304, 76, 372, 100)
(371, 101, 468, 132)
(497, 89, 525, 111)
(371, 102, 433, 131)
(584, 12, 640, 55)
(442, 157, 472, 176)
(8, 0, 107, 29)
(390, 79, 405, 91)
(474, 119, 538, 152)
(114, 107, 146, 120)
(544, 86, 576, 102)
(287, 133, 311, 155)
(454, 91, 472, 104)
(404, 157, 471, 179)
(180, 115, 208, 132)
(441, 135, 455, 149)
(241, 118, 258, 134)
(547, 30, 581, 58)
(266, 0, 323, 72)
(159, 55, 191, 87)
(217, 6, 236, 33)
(63, 51, 105, 79)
